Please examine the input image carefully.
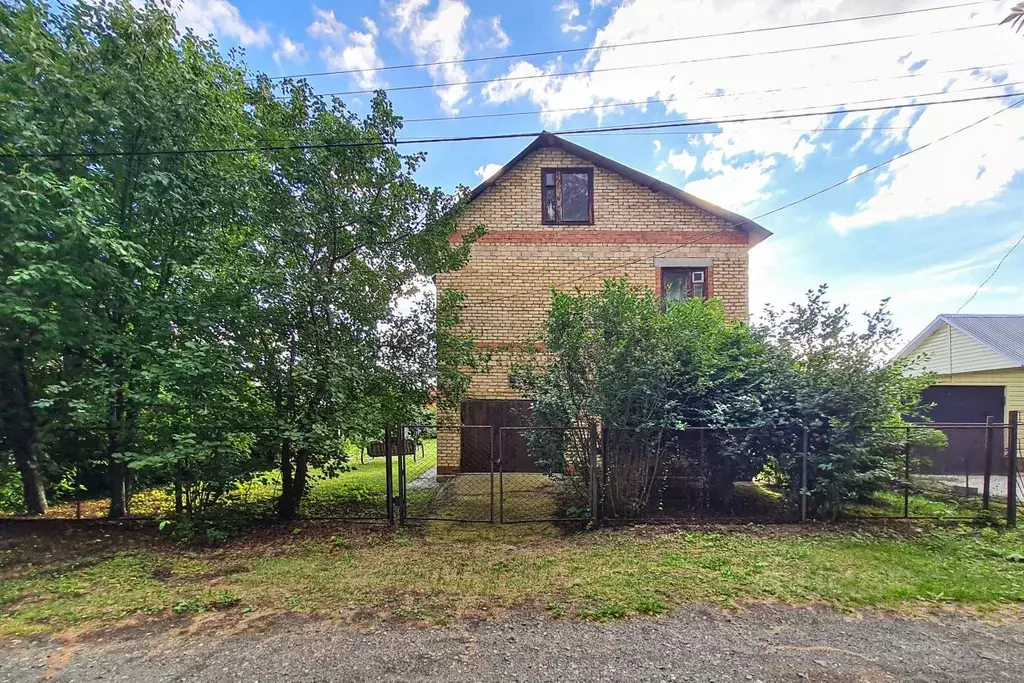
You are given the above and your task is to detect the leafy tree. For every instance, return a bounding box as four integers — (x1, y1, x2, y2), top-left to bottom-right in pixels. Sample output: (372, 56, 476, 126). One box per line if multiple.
(1, 0, 481, 519)
(512, 279, 769, 516)
(1003, 3, 1024, 33)
(1, 0, 266, 516)
(752, 286, 937, 516)
(235, 84, 479, 518)
(514, 280, 933, 518)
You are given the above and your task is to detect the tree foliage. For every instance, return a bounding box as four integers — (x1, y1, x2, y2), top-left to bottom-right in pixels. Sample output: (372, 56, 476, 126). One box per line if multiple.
(0, 0, 480, 519)
(1003, 3, 1024, 34)
(514, 280, 934, 518)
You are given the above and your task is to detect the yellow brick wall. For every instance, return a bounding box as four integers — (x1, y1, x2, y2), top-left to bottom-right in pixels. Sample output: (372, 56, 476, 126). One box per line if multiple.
(435, 146, 755, 473)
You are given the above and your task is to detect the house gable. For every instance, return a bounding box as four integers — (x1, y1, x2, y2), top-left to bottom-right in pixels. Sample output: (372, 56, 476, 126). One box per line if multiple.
(899, 315, 1024, 375)
(464, 133, 770, 245)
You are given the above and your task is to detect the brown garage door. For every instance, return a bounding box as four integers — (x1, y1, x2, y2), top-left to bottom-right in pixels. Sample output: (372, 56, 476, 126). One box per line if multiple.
(460, 400, 538, 473)
(919, 385, 1005, 474)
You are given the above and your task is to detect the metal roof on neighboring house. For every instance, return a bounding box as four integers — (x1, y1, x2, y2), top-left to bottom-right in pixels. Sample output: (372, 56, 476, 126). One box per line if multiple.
(896, 314, 1024, 367)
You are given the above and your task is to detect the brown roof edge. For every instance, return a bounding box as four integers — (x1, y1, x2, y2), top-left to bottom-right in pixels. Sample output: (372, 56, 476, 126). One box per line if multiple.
(465, 132, 772, 246)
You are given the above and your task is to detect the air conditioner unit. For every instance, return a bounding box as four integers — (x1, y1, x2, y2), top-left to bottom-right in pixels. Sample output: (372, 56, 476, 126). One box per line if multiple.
(691, 271, 705, 284)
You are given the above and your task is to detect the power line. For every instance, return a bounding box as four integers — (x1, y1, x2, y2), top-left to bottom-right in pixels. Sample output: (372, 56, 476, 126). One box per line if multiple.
(585, 125, 916, 138)
(3, 91, 1019, 160)
(956, 233, 1024, 312)
(400, 63, 1019, 125)
(262, 0, 1001, 82)
(249, 83, 1022, 150)
(310, 24, 997, 98)
(458, 97, 1024, 310)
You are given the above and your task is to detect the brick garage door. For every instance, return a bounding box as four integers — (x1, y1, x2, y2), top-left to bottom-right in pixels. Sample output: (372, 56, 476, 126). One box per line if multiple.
(460, 400, 538, 473)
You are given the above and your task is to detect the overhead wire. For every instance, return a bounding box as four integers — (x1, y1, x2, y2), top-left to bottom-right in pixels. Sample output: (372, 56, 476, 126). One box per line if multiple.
(398, 62, 1020, 125)
(261, 0, 1002, 82)
(956, 233, 1024, 312)
(309, 25, 999, 98)
(4, 91, 1020, 160)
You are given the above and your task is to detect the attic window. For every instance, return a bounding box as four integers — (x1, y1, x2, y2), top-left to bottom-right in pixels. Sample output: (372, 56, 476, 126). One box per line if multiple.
(541, 168, 593, 224)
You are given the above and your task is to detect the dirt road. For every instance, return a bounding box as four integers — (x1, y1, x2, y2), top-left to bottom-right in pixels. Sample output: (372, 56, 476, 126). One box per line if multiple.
(3, 605, 1023, 682)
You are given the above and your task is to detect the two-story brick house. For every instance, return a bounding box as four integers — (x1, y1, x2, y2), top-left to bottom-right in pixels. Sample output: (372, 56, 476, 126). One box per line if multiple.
(435, 133, 771, 475)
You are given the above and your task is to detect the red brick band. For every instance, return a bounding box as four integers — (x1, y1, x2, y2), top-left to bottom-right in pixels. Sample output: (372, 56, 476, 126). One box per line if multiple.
(451, 229, 748, 245)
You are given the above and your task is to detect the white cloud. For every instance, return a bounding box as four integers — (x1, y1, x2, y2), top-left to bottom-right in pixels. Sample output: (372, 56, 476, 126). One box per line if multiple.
(174, 0, 270, 47)
(389, 0, 472, 113)
(846, 164, 869, 181)
(557, 0, 587, 33)
(273, 34, 306, 65)
(480, 0, 1023, 224)
(830, 98, 1024, 233)
(685, 158, 777, 212)
(474, 163, 503, 180)
(652, 139, 661, 153)
(486, 16, 510, 50)
(666, 148, 697, 177)
(308, 8, 384, 89)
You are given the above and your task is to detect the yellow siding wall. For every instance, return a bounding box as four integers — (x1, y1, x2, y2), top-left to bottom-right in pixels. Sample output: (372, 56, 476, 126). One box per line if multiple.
(910, 324, 1011, 375)
(930, 368, 1024, 424)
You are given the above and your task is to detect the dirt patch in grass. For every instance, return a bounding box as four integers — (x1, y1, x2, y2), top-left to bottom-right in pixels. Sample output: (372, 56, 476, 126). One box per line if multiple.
(3, 521, 1024, 638)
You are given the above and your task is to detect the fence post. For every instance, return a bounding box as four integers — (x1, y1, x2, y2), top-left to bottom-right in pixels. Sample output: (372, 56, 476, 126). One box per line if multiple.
(1009, 411, 1019, 529)
(601, 424, 609, 520)
(385, 424, 395, 529)
(489, 425, 495, 524)
(398, 426, 408, 525)
(983, 415, 994, 510)
(498, 427, 505, 524)
(588, 420, 599, 527)
(800, 423, 809, 523)
(903, 427, 911, 519)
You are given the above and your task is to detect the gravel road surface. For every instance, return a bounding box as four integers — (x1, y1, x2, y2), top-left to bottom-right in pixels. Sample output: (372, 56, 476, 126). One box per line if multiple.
(2, 605, 1023, 682)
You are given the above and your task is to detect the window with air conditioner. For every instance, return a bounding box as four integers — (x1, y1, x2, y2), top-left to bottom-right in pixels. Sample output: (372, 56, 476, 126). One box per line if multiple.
(661, 268, 708, 302)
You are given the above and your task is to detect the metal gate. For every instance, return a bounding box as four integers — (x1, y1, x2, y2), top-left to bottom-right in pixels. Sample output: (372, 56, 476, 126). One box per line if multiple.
(387, 424, 592, 525)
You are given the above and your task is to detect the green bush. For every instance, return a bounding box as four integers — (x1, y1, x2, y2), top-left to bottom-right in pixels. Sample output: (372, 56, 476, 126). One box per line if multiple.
(0, 458, 24, 514)
(513, 280, 933, 519)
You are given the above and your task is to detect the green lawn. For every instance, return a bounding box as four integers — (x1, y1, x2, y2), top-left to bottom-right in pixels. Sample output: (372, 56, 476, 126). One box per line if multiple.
(844, 488, 1008, 523)
(4, 522, 1024, 637)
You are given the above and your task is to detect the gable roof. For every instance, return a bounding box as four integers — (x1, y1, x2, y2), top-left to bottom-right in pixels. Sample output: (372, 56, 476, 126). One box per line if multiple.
(896, 314, 1024, 368)
(466, 132, 772, 245)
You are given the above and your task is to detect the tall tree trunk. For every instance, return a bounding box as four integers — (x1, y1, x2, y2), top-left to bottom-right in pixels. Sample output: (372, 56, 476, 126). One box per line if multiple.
(108, 460, 127, 519)
(278, 439, 297, 519)
(278, 441, 309, 520)
(3, 346, 47, 515)
(107, 387, 128, 519)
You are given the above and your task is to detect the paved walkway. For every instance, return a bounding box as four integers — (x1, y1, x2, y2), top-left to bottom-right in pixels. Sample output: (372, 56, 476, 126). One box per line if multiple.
(3, 606, 1023, 681)
(916, 474, 1024, 502)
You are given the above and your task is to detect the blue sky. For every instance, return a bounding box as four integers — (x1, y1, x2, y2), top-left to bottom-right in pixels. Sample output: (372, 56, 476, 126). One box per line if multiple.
(174, 0, 1024, 343)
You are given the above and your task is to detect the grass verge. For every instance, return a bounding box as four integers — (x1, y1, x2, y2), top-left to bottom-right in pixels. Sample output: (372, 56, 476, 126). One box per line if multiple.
(3, 522, 1024, 637)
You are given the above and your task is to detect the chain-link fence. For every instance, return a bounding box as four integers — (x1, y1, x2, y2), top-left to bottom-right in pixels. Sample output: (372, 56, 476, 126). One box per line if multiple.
(498, 426, 593, 523)
(850, 422, 1018, 522)
(599, 426, 808, 523)
(399, 425, 495, 523)
(7, 415, 1020, 527)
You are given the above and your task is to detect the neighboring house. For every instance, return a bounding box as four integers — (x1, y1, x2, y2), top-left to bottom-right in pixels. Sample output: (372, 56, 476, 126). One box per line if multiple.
(895, 314, 1024, 473)
(434, 133, 771, 476)
(897, 314, 1024, 424)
